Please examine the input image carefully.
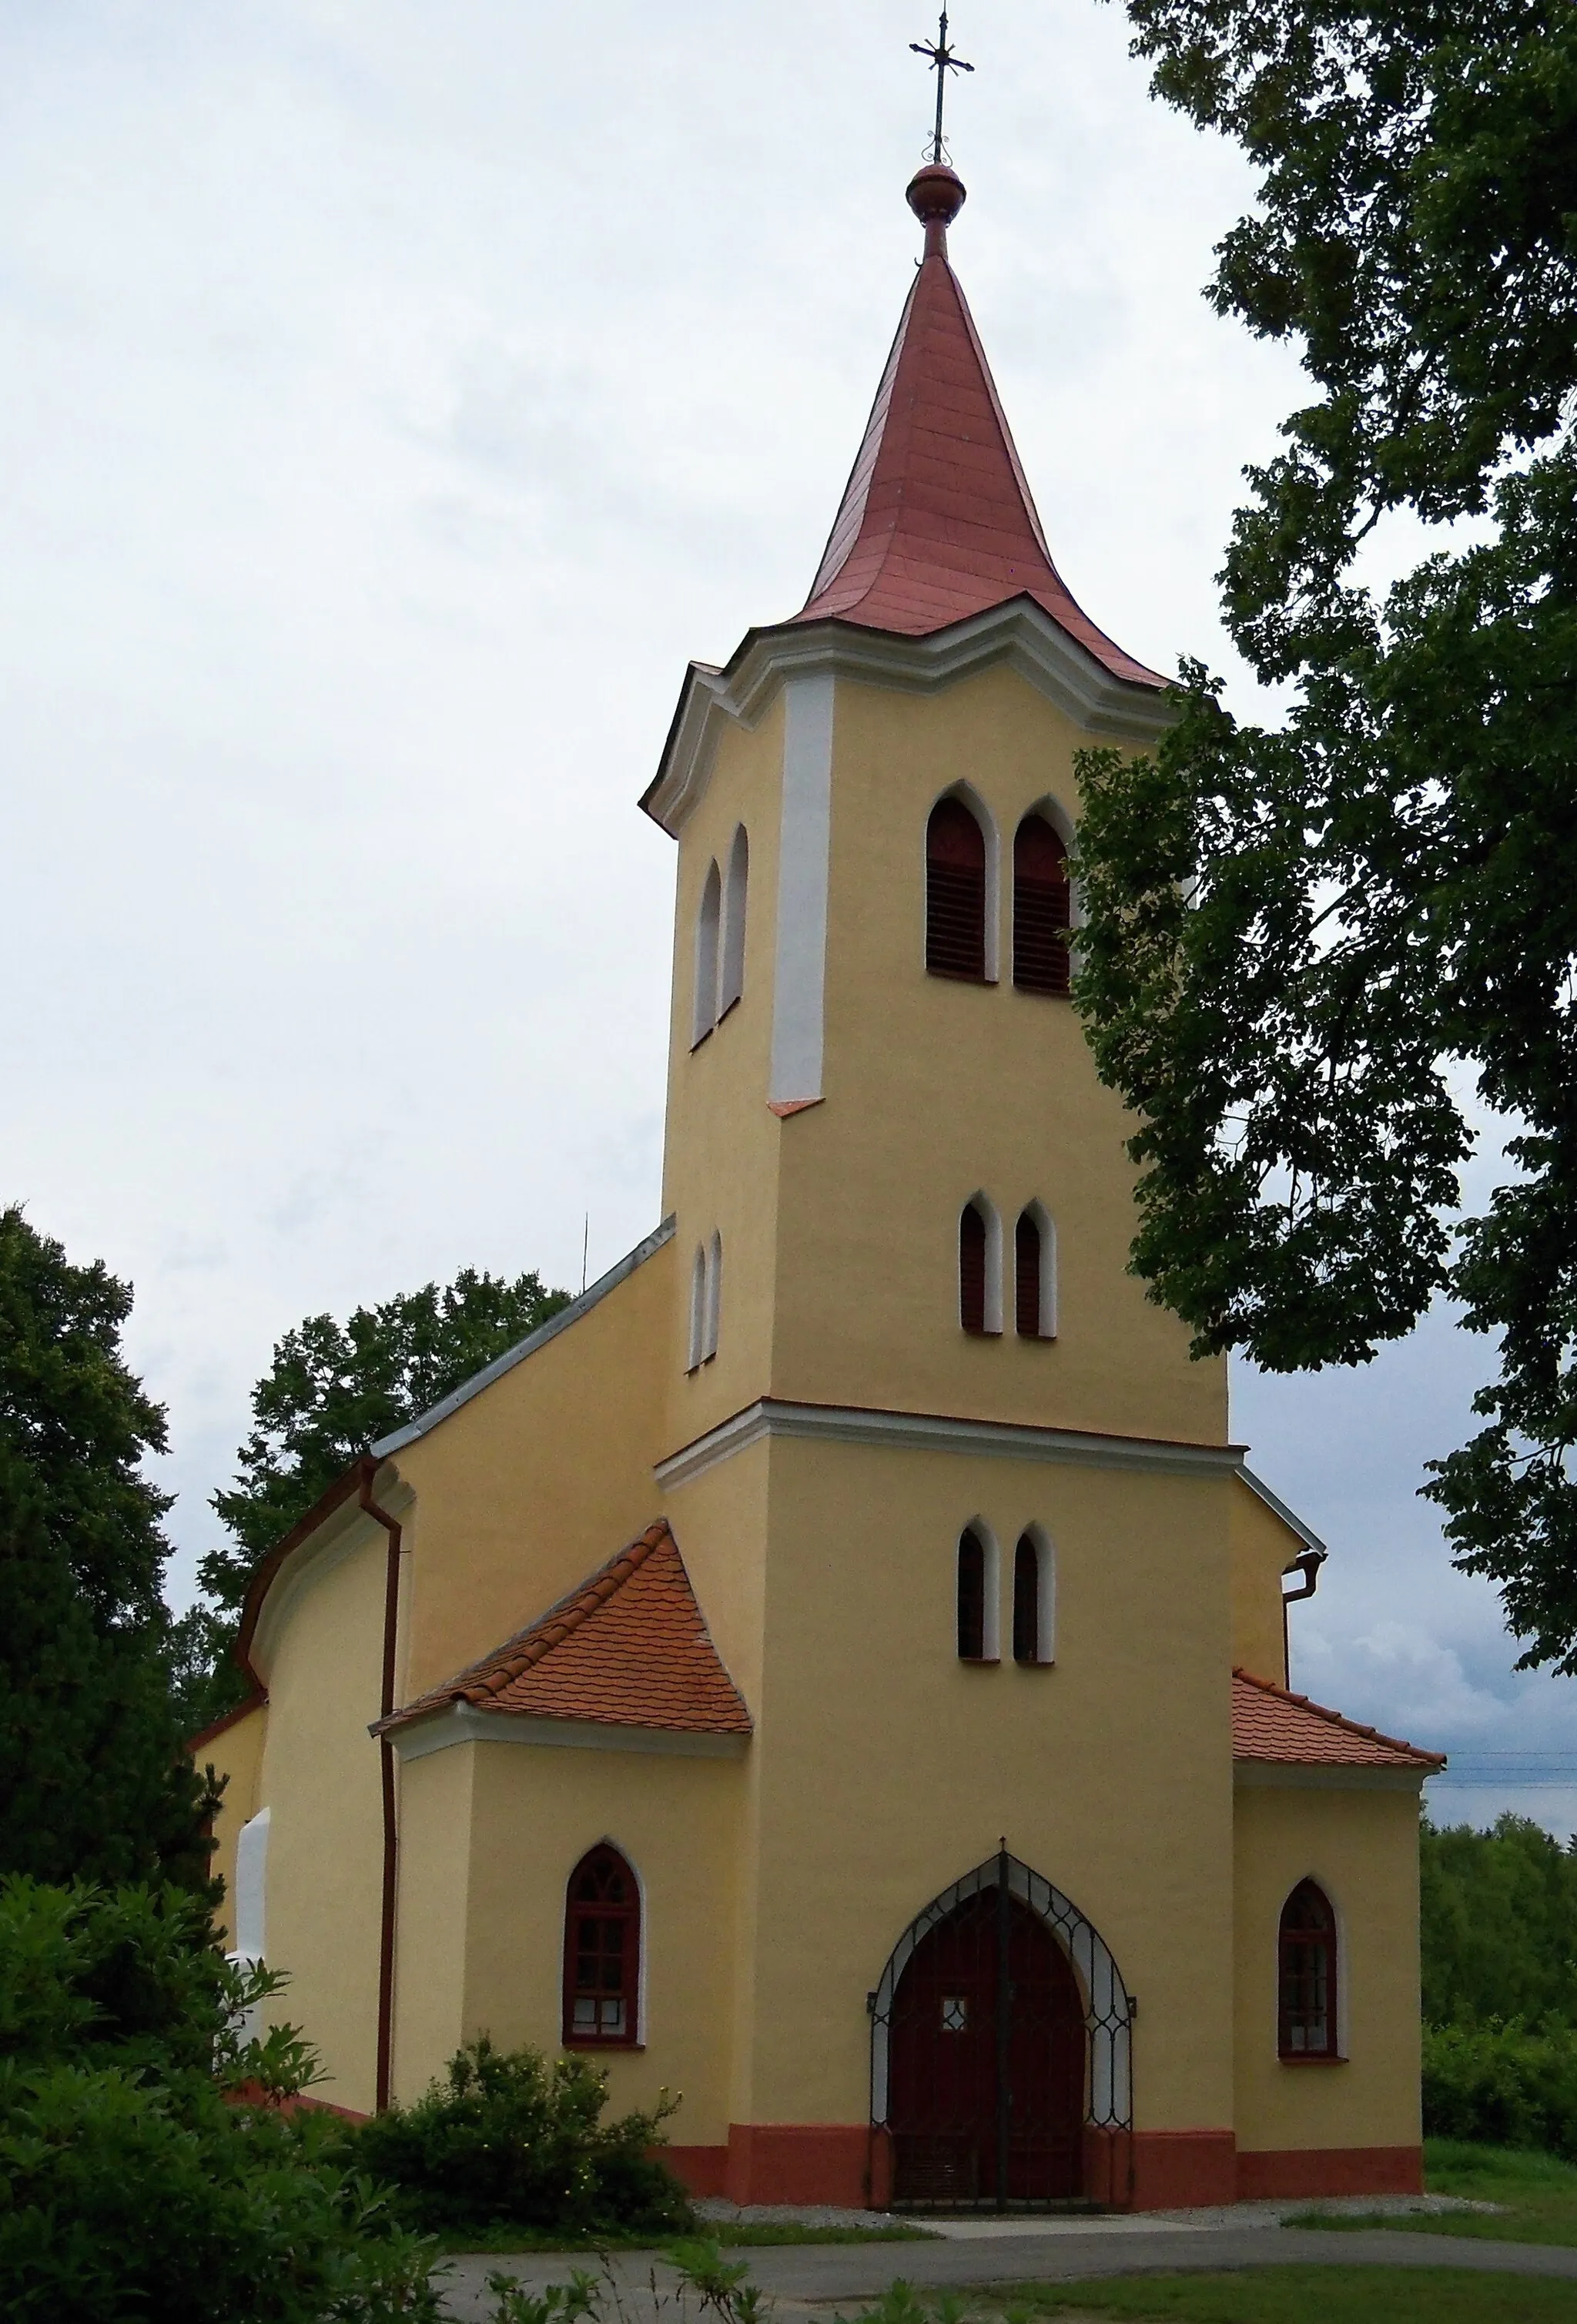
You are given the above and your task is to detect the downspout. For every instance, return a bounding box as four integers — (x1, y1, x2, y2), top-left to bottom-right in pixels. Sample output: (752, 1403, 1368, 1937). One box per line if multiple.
(360, 1458, 403, 2113)
(1280, 1548, 1325, 1687)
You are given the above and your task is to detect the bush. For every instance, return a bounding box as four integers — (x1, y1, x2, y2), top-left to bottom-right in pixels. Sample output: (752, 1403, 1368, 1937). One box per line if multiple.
(346, 2036, 695, 2239)
(0, 1875, 442, 2323)
(1422, 2018, 1577, 2158)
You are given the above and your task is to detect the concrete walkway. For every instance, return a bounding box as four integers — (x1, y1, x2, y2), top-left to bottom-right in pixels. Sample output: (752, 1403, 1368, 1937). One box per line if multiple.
(437, 2217, 1577, 2322)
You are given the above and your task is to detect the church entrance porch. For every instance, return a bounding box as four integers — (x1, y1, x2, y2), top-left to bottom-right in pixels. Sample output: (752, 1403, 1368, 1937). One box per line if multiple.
(870, 1851, 1134, 2211)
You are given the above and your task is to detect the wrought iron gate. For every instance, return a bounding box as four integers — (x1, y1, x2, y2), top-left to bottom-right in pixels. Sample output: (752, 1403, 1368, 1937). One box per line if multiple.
(869, 1847, 1133, 2211)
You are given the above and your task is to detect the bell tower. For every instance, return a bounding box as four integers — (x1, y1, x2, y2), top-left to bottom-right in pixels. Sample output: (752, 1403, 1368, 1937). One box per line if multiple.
(646, 161, 1225, 1459)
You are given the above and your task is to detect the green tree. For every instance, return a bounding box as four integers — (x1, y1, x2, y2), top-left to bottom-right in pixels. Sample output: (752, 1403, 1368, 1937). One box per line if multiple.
(176, 1267, 570, 1730)
(1422, 1815, 1577, 2031)
(1076, 0, 1577, 1660)
(0, 1208, 214, 1892)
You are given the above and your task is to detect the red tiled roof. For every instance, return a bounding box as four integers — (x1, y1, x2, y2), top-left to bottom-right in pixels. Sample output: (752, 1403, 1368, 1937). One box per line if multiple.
(1232, 1667, 1444, 1770)
(381, 1521, 752, 1740)
(795, 193, 1162, 687)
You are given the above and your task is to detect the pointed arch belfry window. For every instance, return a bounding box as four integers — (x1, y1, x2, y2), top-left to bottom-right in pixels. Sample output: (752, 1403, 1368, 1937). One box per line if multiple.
(564, 1843, 640, 2047)
(1013, 812, 1071, 995)
(956, 1525, 998, 1661)
(927, 798, 987, 981)
(1013, 1529, 1053, 1665)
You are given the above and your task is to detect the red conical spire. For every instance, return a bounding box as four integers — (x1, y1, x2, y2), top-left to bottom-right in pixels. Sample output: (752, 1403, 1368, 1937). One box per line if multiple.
(796, 168, 1160, 686)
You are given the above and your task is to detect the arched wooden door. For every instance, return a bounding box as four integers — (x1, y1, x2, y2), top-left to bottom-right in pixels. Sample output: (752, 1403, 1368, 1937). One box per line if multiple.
(886, 1884, 1086, 2205)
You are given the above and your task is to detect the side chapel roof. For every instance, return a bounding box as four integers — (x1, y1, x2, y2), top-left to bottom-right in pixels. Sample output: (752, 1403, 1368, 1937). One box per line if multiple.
(379, 1519, 752, 1740)
(794, 163, 1163, 686)
(1231, 1667, 1444, 1771)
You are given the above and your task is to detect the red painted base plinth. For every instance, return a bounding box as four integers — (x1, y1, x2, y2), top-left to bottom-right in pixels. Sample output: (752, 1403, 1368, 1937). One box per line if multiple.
(661, 2128, 1425, 2212)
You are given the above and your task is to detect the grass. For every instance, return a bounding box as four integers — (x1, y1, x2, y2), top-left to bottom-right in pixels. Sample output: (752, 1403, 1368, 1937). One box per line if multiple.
(966, 2268, 1577, 2322)
(430, 2219, 936, 2255)
(1286, 2137, 1577, 2248)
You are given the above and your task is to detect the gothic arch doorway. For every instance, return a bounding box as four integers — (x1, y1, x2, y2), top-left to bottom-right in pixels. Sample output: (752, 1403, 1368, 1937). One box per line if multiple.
(870, 1849, 1133, 2209)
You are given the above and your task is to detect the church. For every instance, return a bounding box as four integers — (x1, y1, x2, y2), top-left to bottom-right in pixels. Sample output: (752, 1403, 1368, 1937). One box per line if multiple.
(197, 152, 1443, 2213)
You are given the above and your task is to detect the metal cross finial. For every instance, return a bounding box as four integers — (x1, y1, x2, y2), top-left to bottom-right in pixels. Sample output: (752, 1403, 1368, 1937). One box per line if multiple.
(910, 8, 973, 166)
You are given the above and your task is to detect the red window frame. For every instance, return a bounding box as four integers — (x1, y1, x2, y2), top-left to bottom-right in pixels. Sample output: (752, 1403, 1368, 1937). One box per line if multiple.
(1015, 1211, 1042, 1337)
(1278, 1879, 1339, 2060)
(1012, 1534, 1040, 1663)
(563, 1844, 641, 2049)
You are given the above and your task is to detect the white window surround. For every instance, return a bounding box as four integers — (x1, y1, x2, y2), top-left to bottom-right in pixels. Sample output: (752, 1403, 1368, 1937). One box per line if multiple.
(687, 1245, 707, 1371)
(1016, 1523, 1056, 1664)
(692, 859, 722, 1046)
(962, 1191, 1005, 1334)
(705, 1230, 722, 1361)
(1018, 1199, 1058, 1339)
(233, 1806, 270, 1960)
(769, 671, 835, 1107)
(925, 782, 1000, 983)
(720, 825, 748, 1016)
(960, 1519, 1001, 1661)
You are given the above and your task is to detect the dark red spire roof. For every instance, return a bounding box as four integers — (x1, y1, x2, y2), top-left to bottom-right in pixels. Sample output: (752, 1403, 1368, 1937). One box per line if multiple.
(796, 167, 1162, 688)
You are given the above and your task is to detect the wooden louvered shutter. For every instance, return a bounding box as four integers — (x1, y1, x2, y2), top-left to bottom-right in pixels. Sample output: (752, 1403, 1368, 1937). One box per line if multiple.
(1016, 1211, 1041, 1338)
(956, 1529, 986, 1660)
(1013, 813, 1070, 994)
(959, 1204, 987, 1334)
(926, 799, 987, 981)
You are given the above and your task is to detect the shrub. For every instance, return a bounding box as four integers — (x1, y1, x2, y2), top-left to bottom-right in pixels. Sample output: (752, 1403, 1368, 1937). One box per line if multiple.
(1422, 2018, 1577, 2158)
(0, 1875, 442, 2322)
(347, 2036, 695, 2238)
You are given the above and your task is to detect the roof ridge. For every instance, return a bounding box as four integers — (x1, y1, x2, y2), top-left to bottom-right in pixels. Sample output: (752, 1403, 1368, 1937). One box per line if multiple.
(1231, 1666, 1445, 1766)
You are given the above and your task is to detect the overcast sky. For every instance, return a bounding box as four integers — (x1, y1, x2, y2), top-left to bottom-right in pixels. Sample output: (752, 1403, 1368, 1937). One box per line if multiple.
(5, 0, 1572, 1830)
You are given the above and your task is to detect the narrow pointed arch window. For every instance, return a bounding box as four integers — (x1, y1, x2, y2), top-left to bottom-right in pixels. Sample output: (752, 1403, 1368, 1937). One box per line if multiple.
(1015, 1205, 1056, 1339)
(927, 798, 987, 982)
(719, 826, 748, 1016)
(1013, 812, 1071, 995)
(959, 1203, 987, 1335)
(1013, 1532, 1053, 1664)
(564, 1843, 640, 2047)
(956, 1528, 986, 1661)
(1279, 1880, 1338, 2058)
(1016, 1210, 1041, 1337)
(692, 859, 722, 1044)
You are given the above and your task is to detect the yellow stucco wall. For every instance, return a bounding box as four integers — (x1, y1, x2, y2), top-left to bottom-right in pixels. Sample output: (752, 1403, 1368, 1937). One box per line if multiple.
(1230, 1480, 1303, 1686)
(710, 1433, 1237, 2131)
(660, 692, 785, 1447)
(390, 1740, 475, 2101)
(394, 1236, 677, 1701)
(444, 1736, 745, 2145)
(1234, 1777, 1424, 2155)
(660, 665, 1230, 1445)
(253, 1512, 391, 2111)
(194, 1699, 267, 1948)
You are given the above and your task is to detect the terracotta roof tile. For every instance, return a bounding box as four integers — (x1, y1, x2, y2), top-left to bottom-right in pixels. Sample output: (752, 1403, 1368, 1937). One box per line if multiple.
(381, 1521, 752, 1740)
(1232, 1667, 1444, 1770)
(795, 239, 1163, 688)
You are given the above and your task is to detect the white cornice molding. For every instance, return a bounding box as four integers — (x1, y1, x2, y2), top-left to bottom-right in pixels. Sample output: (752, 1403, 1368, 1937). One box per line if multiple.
(385, 1703, 749, 1764)
(1234, 1761, 1430, 1793)
(655, 1396, 1244, 1492)
(642, 605, 1177, 836)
